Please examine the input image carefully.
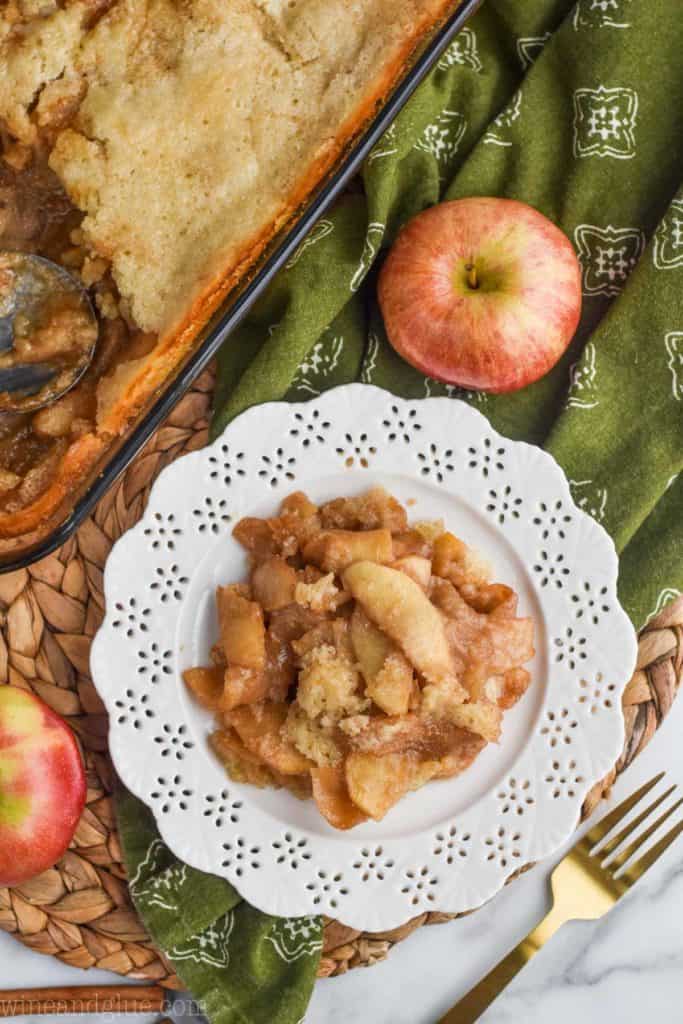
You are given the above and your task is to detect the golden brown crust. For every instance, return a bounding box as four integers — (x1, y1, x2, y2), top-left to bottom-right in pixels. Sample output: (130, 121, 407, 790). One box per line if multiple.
(0, 0, 461, 549)
(94, 0, 460, 436)
(0, 431, 104, 541)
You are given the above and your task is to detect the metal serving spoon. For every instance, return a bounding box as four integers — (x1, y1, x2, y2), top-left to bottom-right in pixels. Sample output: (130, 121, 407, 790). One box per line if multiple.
(0, 252, 98, 413)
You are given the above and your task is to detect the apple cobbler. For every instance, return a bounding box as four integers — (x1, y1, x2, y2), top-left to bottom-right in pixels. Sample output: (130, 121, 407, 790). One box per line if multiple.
(183, 487, 535, 828)
(0, 0, 458, 544)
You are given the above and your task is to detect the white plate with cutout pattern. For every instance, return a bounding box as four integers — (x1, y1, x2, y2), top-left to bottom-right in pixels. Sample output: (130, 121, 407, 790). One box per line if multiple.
(91, 384, 637, 930)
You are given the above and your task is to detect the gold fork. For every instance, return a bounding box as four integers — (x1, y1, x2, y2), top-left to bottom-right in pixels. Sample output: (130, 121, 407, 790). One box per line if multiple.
(441, 772, 683, 1023)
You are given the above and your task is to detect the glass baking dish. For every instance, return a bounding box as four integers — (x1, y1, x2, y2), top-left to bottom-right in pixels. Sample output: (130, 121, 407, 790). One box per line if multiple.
(0, 0, 481, 572)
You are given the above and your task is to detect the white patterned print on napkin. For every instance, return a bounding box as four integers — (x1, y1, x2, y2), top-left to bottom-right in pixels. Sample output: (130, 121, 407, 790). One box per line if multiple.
(168, 914, 235, 969)
(574, 223, 645, 295)
(665, 332, 683, 401)
(653, 200, 683, 270)
(291, 334, 345, 397)
(438, 28, 482, 72)
(266, 917, 323, 964)
(350, 222, 385, 292)
(516, 33, 551, 68)
(285, 219, 334, 269)
(414, 109, 467, 166)
(567, 341, 599, 409)
(573, 85, 638, 159)
(483, 90, 522, 148)
(573, 0, 632, 31)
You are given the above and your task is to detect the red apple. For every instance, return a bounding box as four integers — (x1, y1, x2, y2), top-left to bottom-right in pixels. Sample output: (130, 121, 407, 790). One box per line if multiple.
(0, 685, 86, 885)
(378, 197, 582, 393)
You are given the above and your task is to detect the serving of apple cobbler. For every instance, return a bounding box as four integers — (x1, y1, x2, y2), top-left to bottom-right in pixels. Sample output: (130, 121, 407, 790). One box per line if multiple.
(183, 487, 535, 829)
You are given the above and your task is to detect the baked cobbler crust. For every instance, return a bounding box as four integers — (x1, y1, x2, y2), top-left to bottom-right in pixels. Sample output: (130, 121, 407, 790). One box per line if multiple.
(0, 0, 460, 546)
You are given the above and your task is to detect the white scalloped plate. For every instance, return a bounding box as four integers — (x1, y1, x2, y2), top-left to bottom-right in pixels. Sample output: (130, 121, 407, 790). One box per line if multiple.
(91, 384, 637, 931)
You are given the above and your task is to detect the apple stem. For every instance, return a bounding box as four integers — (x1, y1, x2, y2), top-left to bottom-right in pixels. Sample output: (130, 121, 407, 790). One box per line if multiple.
(465, 263, 479, 290)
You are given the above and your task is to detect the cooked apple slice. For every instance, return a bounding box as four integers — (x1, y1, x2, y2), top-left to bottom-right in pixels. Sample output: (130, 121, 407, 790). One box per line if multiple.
(347, 713, 427, 755)
(422, 684, 502, 743)
(433, 532, 492, 587)
(251, 556, 297, 611)
(209, 728, 275, 788)
(432, 728, 487, 779)
(485, 618, 535, 672)
(350, 605, 392, 681)
(263, 630, 296, 703)
(320, 487, 407, 532)
(210, 642, 226, 667)
(391, 529, 433, 559)
(393, 555, 431, 590)
(348, 711, 468, 758)
(459, 616, 535, 697)
(458, 581, 518, 617)
(342, 561, 466, 698)
(183, 665, 224, 710)
(345, 751, 438, 820)
(226, 702, 312, 775)
(311, 765, 368, 829)
(233, 493, 320, 561)
(269, 603, 324, 644)
(497, 667, 532, 710)
(291, 620, 336, 659)
(232, 517, 279, 562)
(221, 665, 269, 711)
(431, 578, 488, 677)
(430, 576, 486, 627)
(276, 771, 313, 801)
(350, 606, 416, 716)
(303, 529, 393, 572)
(216, 585, 265, 670)
(269, 491, 321, 554)
(443, 701, 502, 743)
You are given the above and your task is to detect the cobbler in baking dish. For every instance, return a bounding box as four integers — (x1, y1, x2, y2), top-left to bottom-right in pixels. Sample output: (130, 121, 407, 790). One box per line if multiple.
(0, 0, 460, 541)
(183, 487, 535, 829)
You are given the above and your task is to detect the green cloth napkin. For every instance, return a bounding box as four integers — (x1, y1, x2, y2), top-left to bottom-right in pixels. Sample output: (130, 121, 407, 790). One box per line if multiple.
(116, 2, 683, 1022)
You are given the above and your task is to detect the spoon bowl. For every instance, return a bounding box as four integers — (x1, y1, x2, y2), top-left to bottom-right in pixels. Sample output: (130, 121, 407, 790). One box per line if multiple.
(0, 252, 98, 413)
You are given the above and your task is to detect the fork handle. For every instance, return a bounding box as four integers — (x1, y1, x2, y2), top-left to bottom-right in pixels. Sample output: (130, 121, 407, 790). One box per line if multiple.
(440, 907, 565, 1023)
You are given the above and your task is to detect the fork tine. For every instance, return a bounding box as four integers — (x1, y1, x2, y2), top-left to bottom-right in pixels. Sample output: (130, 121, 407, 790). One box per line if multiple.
(607, 796, 683, 874)
(599, 784, 676, 860)
(584, 772, 665, 851)
(616, 816, 683, 887)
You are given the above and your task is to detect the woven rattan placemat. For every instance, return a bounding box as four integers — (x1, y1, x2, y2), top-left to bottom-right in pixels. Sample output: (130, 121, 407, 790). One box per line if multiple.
(0, 369, 680, 985)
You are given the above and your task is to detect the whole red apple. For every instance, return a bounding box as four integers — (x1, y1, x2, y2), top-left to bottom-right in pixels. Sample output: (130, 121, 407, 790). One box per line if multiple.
(0, 685, 86, 886)
(378, 198, 582, 393)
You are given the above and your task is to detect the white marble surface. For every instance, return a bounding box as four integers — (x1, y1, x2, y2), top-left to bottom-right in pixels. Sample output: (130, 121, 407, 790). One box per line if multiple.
(2, 695, 682, 1024)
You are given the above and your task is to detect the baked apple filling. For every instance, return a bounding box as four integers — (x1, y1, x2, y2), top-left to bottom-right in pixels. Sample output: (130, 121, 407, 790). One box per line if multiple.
(184, 488, 535, 829)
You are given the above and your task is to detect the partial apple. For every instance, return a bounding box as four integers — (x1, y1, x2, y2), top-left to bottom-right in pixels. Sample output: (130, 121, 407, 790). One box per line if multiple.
(378, 198, 582, 393)
(0, 685, 86, 886)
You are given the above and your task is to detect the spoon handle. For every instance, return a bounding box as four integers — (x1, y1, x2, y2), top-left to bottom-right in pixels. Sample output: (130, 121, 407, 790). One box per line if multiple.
(0, 315, 13, 351)
(0, 362, 56, 393)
